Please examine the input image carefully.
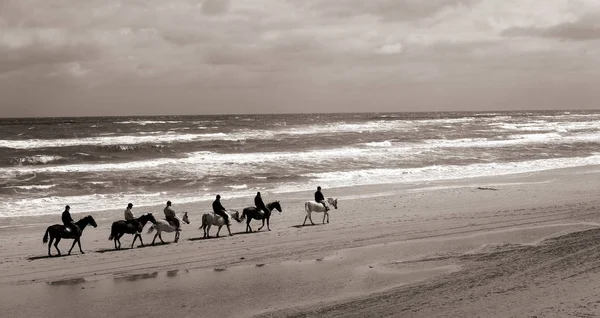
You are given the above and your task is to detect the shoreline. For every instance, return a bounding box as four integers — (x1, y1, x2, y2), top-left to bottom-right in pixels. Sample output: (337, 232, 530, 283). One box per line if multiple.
(4, 163, 600, 228)
(1, 164, 600, 317)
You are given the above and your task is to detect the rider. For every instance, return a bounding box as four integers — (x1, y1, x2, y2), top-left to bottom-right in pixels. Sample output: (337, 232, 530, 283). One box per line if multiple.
(314, 186, 329, 211)
(62, 205, 79, 234)
(163, 201, 180, 230)
(124, 203, 141, 232)
(254, 192, 267, 217)
(212, 195, 230, 226)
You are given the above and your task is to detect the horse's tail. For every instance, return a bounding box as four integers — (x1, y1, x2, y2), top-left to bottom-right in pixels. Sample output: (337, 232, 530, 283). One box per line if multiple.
(147, 224, 155, 234)
(305, 202, 310, 214)
(42, 227, 50, 244)
(108, 223, 116, 241)
(199, 214, 207, 230)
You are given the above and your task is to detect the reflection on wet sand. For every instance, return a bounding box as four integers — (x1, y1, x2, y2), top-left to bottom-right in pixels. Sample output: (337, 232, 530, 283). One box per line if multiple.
(47, 277, 86, 286)
(114, 272, 158, 282)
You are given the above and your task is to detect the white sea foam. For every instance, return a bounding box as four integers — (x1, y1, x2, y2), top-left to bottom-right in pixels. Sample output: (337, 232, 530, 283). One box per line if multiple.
(363, 141, 393, 147)
(13, 155, 63, 164)
(115, 120, 182, 125)
(0, 117, 491, 150)
(0, 188, 256, 218)
(3, 130, 600, 176)
(302, 153, 600, 188)
(10, 184, 56, 190)
(0, 133, 241, 149)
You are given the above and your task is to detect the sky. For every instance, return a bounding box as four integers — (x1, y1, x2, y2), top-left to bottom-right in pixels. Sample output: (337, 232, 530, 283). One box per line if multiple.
(1, 0, 600, 117)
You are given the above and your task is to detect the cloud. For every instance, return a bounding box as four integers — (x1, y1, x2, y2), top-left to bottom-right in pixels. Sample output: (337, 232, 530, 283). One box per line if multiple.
(503, 17, 600, 41)
(1, 0, 600, 116)
(201, 0, 230, 15)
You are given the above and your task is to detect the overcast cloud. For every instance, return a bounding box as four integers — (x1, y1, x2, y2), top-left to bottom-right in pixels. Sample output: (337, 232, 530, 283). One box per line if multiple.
(1, 0, 599, 117)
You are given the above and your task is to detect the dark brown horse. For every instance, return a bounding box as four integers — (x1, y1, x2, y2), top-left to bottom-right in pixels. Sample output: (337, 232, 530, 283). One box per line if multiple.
(42, 215, 98, 257)
(108, 213, 157, 250)
(241, 201, 282, 233)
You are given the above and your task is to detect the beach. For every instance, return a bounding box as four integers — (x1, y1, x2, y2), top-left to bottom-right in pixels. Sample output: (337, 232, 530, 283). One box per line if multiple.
(2, 165, 600, 317)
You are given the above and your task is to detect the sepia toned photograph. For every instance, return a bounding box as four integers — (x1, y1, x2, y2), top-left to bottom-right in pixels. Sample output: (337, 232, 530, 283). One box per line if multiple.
(1, 1, 600, 317)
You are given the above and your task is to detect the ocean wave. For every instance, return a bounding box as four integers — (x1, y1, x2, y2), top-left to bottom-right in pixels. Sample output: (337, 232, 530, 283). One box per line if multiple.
(9, 184, 56, 190)
(0, 133, 241, 150)
(302, 153, 600, 188)
(0, 188, 261, 218)
(0, 117, 489, 150)
(115, 120, 182, 125)
(362, 141, 393, 148)
(4, 130, 600, 175)
(11, 155, 63, 165)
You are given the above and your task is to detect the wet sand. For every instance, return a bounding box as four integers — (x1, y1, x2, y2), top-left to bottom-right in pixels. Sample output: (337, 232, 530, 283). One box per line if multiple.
(2, 166, 600, 317)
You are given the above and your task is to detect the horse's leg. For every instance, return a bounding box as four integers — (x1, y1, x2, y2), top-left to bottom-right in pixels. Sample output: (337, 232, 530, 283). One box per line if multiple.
(68, 239, 77, 255)
(327, 212, 329, 223)
(159, 232, 165, 244)
(258, 219, 265, 231)
(216, 225, 222, 238)
(207, 224, 212, 238)
(131, 233, 138, 248)
(139, 234, 145, 247)
(202, 225, 207, 238)
(116, 233, 124, 249)
(54, 237, 62, 256)
(152, 232, 158, 245)
(246, 219, 252, 233)
(78, 238, 84, 254)
(309, 212, 315, 225)
(303, 215, 308, 226)
(48, 236, 53, 256)
(174, 230, 179, 243)
(227, 224, 233, 236)
(267, 217, 271, 231)
(323, 213, 326, 224)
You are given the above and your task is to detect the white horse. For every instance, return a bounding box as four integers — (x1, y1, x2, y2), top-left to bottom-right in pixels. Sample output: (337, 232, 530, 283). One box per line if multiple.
(147, 212, 190, 245)
(199, 210, 242, 238)
(303, 198, 338, 226)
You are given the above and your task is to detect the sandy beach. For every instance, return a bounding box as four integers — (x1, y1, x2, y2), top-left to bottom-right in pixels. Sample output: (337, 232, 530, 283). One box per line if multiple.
(2, 166, 600, 317)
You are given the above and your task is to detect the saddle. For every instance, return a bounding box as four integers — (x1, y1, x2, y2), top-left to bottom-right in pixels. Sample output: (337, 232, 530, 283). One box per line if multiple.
(165, 218, 180, 230)
(63, 225, 81, 236)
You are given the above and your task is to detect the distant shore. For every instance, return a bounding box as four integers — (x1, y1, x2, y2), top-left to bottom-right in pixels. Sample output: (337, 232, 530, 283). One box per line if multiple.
(1, 165, 600, 317)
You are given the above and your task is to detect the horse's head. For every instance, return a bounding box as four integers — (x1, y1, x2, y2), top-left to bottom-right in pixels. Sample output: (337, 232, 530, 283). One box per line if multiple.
(269, 201, 282, 213)
(182, 212, 190, 224)
(230, 210, 242, 223)
(327, 198, 338, 209)
(87, 215, 98, 228)
(145, 213, 158, 224)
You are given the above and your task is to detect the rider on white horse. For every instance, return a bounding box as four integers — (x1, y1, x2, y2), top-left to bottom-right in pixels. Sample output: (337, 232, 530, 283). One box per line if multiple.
(212, 195, 230, 226)
(163, 201, 181, 231)
(254, 192, 267, 217)
(314, 186, 329, 211)
(124, 203, 141, 233)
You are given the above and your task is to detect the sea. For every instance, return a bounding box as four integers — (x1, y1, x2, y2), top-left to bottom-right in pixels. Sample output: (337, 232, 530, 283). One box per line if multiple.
(1, 110, 600, 218)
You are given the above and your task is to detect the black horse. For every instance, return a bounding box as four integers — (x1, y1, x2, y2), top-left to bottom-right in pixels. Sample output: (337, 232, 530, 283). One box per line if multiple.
(240, 201, 282, 233)
(42, 215, 98, 257)
(108, 213, 157, 250)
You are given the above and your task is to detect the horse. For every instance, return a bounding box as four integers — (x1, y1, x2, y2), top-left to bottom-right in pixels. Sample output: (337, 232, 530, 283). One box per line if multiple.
(199, 210, 242, 238)
(303, 197, 338, 226)
(147, 212, 190, 245)
(240, 201, 282, 233)
(42, 215, 98, 257)
(108, 213, 157, 250)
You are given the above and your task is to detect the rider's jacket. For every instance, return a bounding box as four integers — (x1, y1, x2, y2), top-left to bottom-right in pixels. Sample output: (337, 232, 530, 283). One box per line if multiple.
(315, 190, 325, 202)
(164, 206, 176, 219)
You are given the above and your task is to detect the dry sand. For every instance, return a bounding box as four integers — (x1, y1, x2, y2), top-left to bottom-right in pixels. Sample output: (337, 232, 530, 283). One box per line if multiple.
(2, 166, 600, 317)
